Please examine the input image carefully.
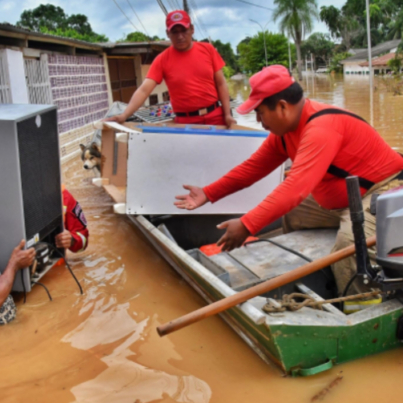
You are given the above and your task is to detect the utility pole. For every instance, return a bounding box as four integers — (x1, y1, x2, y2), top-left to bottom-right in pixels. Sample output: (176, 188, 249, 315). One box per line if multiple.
(183, 0, 190, 13)
(365, 0, 374, 126)
(288, 39, 292, 73)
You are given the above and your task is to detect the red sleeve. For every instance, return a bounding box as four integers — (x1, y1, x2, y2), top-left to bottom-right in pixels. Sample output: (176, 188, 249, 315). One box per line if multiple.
(211, 44, 226, 72)
(203, 134, 287, 202)
(241, 127, 343, 234)
(146, 53, 164, 84)
(63, 190, 89, 253)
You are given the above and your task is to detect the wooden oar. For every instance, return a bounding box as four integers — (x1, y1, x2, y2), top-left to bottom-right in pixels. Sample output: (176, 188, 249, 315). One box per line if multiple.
(157, 235, 376, 337)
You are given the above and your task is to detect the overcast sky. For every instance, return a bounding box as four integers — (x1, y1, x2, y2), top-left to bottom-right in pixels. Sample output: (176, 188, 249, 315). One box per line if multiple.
(1, 0, 347, 49)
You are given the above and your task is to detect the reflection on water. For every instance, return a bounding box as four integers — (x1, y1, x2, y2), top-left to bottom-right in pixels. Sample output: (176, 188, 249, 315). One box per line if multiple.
(1, 75, 403, 403)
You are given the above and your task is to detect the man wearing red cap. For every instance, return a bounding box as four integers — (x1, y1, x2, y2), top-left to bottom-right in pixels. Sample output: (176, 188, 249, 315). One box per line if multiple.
(175, 64, 403, 297)
(106, 10, 235, 128)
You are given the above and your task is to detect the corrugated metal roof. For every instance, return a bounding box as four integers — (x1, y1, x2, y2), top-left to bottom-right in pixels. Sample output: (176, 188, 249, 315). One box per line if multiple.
(341, 39, 401, 63)
(0, 23, 103, 49)
(0, 23, 170, 51)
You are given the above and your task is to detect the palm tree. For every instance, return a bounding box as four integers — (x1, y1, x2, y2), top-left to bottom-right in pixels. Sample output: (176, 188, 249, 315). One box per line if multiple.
(273, 0, 319, 80)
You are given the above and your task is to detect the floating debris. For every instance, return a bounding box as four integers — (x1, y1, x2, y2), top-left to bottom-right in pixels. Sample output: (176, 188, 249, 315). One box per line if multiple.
(311, 371, 343, 402)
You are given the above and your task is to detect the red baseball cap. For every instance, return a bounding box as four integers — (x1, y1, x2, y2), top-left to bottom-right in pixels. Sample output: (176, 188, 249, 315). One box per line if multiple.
(236, 65, 295, 115)
(166, 10, 191, 31)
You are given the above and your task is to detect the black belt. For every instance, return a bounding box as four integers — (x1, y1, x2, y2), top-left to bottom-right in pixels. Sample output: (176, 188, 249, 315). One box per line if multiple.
(175, 101, 220, 117)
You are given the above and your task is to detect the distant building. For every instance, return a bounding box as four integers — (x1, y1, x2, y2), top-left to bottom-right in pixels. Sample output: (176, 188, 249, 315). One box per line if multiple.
(360, 52, 401, 74)
(340, 39, 401, 75)
(0, 23, 170, 163)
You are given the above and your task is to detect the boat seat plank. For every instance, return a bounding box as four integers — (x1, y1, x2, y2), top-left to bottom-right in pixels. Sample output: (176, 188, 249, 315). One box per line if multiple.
(223, 229, 337, 281)
(295, 282, 345, 317)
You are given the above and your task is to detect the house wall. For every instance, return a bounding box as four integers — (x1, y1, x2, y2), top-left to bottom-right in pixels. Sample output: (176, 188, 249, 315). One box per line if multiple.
(47, 54, 109, 163)
(343, 61, 369, 75)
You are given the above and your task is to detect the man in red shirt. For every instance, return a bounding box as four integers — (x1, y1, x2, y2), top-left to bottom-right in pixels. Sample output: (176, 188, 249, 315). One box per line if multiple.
(55, 187, 89, 253)
(106, 10, 235, 127)
(175, 65, 403, 296)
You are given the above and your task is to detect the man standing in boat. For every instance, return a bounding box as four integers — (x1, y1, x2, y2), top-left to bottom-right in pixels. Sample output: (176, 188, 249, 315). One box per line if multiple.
(106, 10, 236, 128)
(175, 64, 403, 297)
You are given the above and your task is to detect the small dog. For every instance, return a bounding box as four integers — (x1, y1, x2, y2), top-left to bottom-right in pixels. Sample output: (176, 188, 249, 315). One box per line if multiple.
(80, 142, 102, 172)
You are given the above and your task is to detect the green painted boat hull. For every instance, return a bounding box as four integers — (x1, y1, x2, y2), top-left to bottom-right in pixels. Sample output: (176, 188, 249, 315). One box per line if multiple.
(128, 215, 403, 376)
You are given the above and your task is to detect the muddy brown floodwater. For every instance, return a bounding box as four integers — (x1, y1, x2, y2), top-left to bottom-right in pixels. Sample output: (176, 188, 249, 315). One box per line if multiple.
(1, 74, 403, 403)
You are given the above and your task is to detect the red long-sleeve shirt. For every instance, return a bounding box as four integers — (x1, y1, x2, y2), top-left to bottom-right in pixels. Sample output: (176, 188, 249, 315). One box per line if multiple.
(63, 189, 89, 253)
(204, 99, 403, 235)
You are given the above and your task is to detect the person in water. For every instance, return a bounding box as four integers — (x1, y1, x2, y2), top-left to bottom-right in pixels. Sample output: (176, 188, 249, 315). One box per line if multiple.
(0, 240, 35, 325)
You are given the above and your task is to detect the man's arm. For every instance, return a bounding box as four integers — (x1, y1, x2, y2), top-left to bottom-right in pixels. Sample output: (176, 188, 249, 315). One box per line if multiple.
(214, 69, 237, 128)
(104, 79, 157, 124)
(175, 135, 287, 210)
(0, 240, 35, 307)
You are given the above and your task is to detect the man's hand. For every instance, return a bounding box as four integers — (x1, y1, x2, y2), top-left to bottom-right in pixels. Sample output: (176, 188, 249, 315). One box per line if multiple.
(55, 230, 74, 249)
(225, 113, 237, 129)
(216, 218, 250, 252)
(174, 185, 209, 210)
(8, 240, 35, 272)
(103, 114, 127, 124)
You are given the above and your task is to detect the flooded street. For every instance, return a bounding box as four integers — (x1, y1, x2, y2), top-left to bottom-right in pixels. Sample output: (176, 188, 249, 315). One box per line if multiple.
(1, 74, 403, 403)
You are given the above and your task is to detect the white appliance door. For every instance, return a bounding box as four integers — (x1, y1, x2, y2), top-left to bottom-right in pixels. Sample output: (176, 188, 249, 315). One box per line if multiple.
(126, 131, 283, 215)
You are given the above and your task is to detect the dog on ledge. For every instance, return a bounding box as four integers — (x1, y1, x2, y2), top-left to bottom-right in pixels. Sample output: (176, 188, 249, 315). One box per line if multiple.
(79, 143, 101, 172)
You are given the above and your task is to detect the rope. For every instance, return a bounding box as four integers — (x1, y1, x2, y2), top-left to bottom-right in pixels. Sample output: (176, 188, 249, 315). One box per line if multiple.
(263, 290, 386, 313)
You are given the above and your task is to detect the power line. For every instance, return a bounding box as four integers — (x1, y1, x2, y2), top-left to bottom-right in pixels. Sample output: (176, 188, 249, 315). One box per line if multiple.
(190, 0, 209, 38)
(185, 1, 204, 39)
(233, 0, 274, 11)
(112, 0, 140, 31)
(156, 0, 168, 15)
(165, 0, 175, 11)
(126, 0, 150, 36)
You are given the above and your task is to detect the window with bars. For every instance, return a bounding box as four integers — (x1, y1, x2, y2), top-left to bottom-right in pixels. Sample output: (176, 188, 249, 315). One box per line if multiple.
(24, 55, 53, 105)
(0, 52, 12, 104)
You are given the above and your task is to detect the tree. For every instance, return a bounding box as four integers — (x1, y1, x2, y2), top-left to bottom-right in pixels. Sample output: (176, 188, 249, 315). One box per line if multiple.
(301, 33, 335, 69)
(16, 4, 108, 43)
(237, 31, 290, 74)
(328, 52, 352, 73)
(273, 0, 319, 81)
(39, 27, 108, 43)
(200, 39, 239, 71)
(320, 0, 403, 48)
(120, 32, 164, 42)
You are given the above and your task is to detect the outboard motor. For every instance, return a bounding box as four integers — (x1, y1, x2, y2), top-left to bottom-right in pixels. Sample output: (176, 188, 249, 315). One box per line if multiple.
(375, 187, 403, 279)
(346, 176, 403, 293)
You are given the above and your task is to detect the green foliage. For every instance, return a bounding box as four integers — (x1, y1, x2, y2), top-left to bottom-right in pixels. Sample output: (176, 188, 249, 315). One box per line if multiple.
(237, 31, 290, 74)
(321, 0, 403, 48)
(212, 40, 238, 71)
(39, 27, 108, 43)
(17, 4, 67, 32)
(301, 33, 335, 64)
(120, 32, 164, 42)
(273, 0, 319, 79)
(328, 52, 352, 73)
(16, 3, 107, 42)
(222, 66, 235, 79)
(387, 55, 402, 73)
(200, 39, 238, 71)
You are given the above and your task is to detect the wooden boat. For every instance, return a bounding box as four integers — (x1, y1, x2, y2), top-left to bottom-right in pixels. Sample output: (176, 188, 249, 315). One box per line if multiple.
(93, 121, 403, 377)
